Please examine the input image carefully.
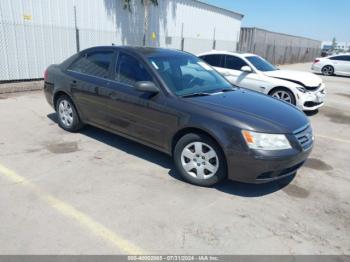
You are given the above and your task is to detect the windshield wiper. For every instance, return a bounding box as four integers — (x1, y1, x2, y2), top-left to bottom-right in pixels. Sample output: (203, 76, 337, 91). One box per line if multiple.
(181, 92, 212, 98)
(218, 88, 235, 92)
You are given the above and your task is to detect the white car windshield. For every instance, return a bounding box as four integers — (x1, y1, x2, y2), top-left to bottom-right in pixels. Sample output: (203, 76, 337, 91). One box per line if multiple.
(148, 54, 234, 97)
(246, 56, 278, 72)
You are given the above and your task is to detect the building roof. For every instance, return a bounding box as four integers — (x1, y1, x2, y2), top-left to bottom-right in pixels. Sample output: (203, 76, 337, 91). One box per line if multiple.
(195, 1, 244, 19)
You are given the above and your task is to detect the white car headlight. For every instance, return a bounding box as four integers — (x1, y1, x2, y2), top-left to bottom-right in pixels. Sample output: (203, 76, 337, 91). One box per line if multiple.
(296, 86, 306, 93)
(242, 130, 292, 150)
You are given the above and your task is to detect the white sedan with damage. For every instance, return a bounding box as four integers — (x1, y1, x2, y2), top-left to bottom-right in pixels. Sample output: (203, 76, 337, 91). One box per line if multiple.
(198, 51, 326, 111)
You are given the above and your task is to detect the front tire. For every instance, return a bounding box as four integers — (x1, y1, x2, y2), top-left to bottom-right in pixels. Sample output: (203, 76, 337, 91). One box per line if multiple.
(270, 88, 296, 106)
(322, 65, 334, 76)
(173, 133, 227, 187)
(56, 95, 83, 132)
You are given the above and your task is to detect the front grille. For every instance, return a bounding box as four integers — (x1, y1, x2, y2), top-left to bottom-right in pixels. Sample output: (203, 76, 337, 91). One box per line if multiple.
(294, 125, 313, 151)
(305, 84, 321, 91)
(304, 101, 324, 108)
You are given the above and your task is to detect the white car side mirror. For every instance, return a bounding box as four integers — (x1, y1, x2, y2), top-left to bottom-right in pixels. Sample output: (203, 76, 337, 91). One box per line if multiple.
(241, 66, 253, 73)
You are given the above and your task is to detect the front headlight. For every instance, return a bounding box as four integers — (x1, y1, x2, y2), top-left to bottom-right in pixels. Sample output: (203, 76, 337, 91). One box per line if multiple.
(296, 86, 306, 93)
(242, 130, 292, 150)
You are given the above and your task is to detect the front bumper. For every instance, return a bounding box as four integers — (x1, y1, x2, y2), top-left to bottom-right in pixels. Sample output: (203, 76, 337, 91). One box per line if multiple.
(297, 87, 326, 111)
(225, 126, 313, 184)
(226, 147, 312, 184)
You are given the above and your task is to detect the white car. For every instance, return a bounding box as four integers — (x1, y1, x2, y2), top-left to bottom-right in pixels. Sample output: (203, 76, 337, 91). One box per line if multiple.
(312, 54, 350, 76)
(198, 51, 326, 111)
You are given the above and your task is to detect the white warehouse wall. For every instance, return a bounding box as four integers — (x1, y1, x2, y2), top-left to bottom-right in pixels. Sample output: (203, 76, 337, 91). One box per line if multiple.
(0, 0, 243, 81)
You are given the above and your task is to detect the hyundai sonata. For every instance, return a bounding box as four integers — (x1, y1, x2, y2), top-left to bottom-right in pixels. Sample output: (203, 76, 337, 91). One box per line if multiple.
(44, 47, 313, 186)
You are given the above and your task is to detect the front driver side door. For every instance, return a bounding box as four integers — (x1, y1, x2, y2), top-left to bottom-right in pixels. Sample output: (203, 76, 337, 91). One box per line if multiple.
(105, 51, 176, 150)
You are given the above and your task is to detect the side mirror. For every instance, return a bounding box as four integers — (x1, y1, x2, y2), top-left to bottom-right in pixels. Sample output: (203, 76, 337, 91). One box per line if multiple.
(135, 81, 160, 94)
(241, 66, 253, 73)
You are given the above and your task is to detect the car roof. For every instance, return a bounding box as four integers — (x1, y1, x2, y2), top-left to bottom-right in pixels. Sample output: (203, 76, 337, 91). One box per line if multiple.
(198, 50, 257, 58)
(82, 45, 188, 58)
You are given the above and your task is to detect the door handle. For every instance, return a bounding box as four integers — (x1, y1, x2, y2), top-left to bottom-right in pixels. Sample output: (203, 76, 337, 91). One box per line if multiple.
(71, 80, 77, 88)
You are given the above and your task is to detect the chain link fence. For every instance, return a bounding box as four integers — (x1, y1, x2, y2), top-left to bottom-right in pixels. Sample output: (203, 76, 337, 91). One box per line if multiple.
(0, 22, 76, 82)
(0, 22, 238, 82)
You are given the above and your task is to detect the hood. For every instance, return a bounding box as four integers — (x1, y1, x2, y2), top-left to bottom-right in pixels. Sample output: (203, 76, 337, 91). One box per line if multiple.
(264, 70, 322, 88)
(186, 89, 309, 134)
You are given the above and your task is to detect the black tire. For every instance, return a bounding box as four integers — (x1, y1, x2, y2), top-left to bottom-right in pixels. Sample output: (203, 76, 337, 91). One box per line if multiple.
(322, 65, 334, 76)
(270, 87, 296, 106)
(173, 133, 227, 187)
(55, 95, 84, 132)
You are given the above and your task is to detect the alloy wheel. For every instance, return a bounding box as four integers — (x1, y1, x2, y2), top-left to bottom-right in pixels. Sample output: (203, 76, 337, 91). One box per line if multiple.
(58, 100, 74, 127)
(180, 142, 219, 180)
(272, 90, 293, 104)
(322, 66, 334, 76)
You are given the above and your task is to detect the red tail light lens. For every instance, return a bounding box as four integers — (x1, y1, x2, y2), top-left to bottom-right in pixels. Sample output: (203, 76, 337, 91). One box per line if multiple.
(44, 69, 48, 81)
(314, 59, 320, 64)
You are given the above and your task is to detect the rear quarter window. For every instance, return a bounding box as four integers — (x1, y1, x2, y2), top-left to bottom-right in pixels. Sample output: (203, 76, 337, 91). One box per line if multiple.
(68, 51, 114, 78)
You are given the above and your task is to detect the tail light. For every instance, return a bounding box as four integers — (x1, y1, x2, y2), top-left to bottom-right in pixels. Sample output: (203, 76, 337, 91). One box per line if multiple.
(44, 69, 48, 81)
(314, 59, 320, 64)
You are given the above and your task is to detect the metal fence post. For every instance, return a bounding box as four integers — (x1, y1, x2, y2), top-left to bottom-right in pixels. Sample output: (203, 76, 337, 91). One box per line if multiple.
(74, 6, 80, 53)
(181, 23, 184, 51)
(212, 27, 216, 50)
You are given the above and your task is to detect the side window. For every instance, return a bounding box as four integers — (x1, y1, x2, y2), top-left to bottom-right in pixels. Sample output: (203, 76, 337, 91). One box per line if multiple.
(69, 51, 114, 78)
(330, 56, 348, 61)
(225, 55, 248, 71)
(200, 55, 223, 67)
(115, 53, 152, 86)
(346, 56, 350, 62)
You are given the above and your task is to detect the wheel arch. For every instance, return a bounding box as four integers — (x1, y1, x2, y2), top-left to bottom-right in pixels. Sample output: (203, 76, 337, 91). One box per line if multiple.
(53, 90, 73, 111)
(268, 86, 294, 96)
(171, 127, 226, 158)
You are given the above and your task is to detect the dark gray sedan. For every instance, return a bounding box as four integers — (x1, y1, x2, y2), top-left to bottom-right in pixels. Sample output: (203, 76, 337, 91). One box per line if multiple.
(44, 46, 313, 187)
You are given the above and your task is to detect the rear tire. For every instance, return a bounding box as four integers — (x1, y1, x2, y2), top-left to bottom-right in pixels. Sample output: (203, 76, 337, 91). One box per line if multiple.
(322, 65, 334, 76)
(56, 95, 84, 132)
(173, 133, 227, 187)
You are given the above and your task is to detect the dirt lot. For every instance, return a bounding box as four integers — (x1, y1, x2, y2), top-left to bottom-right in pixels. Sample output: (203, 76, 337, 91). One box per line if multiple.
(0, 63, 349, 255)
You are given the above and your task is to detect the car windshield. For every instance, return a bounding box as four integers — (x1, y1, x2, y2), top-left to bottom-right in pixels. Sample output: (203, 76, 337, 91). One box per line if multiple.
(148, 54, 233, 97)
(246, 56, 278, 72)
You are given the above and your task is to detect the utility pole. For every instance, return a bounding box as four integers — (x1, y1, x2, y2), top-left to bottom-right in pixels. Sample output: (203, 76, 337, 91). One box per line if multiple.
(74, 6, 80, 53)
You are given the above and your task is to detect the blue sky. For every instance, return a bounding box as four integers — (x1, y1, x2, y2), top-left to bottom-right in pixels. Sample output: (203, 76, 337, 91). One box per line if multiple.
(202, 0, 350, 42)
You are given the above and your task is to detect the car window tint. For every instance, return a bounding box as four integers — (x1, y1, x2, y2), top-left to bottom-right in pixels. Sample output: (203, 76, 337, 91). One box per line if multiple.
(330, 56, 348, 61)
(115, 53, 152, 86)
(69, 51, 113, 77)
(200, 55, 223, 67)
(225, 55, 248, 70)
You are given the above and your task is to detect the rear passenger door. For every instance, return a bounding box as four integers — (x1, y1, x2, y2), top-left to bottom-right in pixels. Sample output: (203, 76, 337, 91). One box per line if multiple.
(67, 49, 115, 127)
(200, 54, 226, 74)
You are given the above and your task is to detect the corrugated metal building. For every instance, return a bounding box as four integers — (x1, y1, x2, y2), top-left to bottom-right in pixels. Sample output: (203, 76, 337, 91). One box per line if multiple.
(238, 27, 321, 65)
(0, 0, 243, 81)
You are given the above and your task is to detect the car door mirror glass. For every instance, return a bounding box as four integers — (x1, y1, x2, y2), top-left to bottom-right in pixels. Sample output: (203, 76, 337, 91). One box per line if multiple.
(135, 81, 160, 93)
(241, 66, 253, 73)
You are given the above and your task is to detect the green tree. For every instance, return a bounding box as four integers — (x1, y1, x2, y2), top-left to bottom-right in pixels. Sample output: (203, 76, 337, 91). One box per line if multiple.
(331, 37, 337, 51)
(123, 0, 159, 46)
